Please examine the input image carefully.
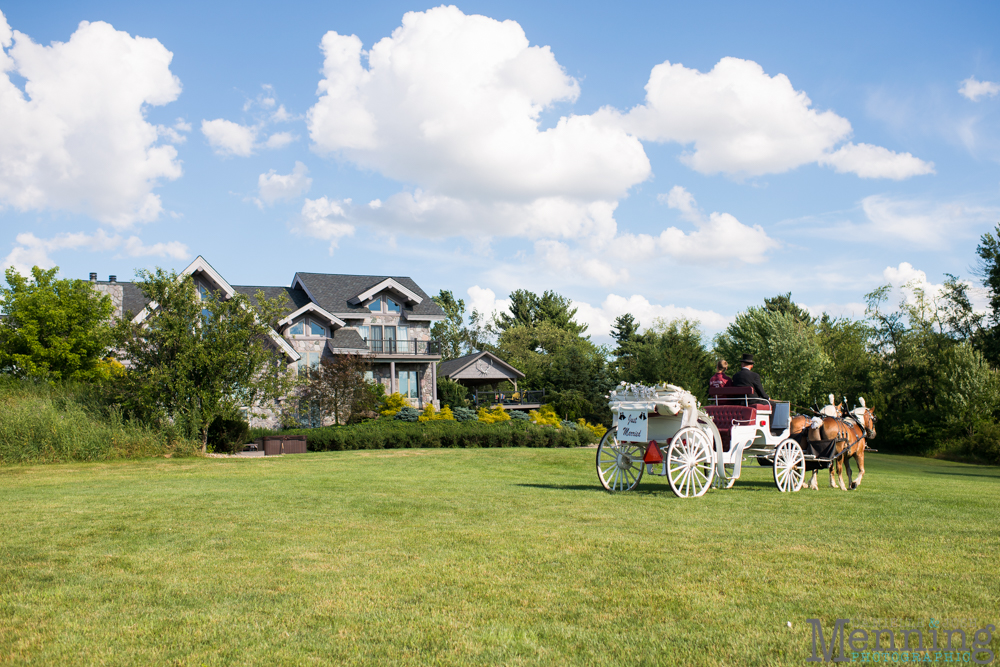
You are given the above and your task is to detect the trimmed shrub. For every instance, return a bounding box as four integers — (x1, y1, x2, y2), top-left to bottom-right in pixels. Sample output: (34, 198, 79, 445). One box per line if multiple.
(394, 407, 421, 422)
(263, 418, 596, 452)
(509, 410, 530, 421)
(452, 407, 477, 422)
(380, 392, 409, 417)
(477, 405, 510, 423)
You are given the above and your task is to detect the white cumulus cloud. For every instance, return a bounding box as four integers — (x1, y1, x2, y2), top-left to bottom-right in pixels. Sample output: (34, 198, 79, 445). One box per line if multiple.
(618, 186, 778, 264)
(0, 11, 182, 228)
(306, 6, 650, 238)
(959, 77, 1000, 102)
(615, 56, 932, 180)
(201, 118, 257, 157)
(2, 230, 189, 274)
(820, 142, 935, 180)
(294, 197, 355, 252)
(256, 161, 312, 207)
(572, 293, 730, 340)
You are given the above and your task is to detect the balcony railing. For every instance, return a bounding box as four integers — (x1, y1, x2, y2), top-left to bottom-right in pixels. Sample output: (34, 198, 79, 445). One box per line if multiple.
(365, 339, 440, 355)
(474, 389, 545, 408)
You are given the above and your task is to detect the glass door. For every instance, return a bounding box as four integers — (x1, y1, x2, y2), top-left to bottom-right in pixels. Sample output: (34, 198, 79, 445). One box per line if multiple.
(397, 325, 408, 354)
(370, 325, 382, 353)
(384, 326, 396, 354)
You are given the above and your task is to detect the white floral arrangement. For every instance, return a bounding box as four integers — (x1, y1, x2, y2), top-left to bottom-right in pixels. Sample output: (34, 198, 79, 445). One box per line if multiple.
(607, 381, 659, 400)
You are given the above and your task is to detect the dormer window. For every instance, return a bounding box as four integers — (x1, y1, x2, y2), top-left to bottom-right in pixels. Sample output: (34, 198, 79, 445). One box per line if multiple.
(367, 294, 401, 314)
(288, 318, 326, 338)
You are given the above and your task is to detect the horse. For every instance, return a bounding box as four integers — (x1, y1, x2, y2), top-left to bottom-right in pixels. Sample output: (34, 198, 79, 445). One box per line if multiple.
(836, 403, 877, 490)
(798, 402, 877, 490)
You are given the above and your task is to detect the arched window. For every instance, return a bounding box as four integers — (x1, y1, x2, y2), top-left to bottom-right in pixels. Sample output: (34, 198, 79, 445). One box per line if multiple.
(288, 318, 326, 338)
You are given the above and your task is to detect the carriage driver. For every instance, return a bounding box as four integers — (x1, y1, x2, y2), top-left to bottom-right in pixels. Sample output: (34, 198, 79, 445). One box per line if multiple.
(731, 353, 777, 412)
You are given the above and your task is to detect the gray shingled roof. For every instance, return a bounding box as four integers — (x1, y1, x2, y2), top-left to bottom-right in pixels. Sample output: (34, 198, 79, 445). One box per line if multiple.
(327, 328, 368, 352)
(438, 351, 525, 379)
(121, 283, 150, 319)
(293, 273, 446, 318)
(232, 285, 312, 316)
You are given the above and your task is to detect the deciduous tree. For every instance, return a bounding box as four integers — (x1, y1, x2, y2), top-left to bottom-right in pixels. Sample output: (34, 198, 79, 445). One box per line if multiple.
(0, 266, 114, 381)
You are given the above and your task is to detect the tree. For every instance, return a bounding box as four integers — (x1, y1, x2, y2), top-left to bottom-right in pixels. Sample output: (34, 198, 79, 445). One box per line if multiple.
(714, 306, 831, 408)
(764, 292, 815, 327)
(494, 320, 611, 425)
(610, 313, 640, 380)
(430, 290, 468, 361)
(628, 319, 714, 401)
(494, 289, 587, 335)
(112, 268, 296, 453)
(976, 224, 1000, 367)
(302, 353, 380, 425)
(0, 266, 114, 381)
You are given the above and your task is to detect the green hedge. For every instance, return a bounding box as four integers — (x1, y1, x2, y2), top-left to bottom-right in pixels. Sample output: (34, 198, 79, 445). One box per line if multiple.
(272, 418, 599, 451)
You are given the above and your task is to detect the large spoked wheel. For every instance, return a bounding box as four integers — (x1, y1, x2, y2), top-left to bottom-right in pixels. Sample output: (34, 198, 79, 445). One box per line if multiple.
(666, 427, 715, 498)
(596, 428, 644, 492)
(773, 439, 806, 492)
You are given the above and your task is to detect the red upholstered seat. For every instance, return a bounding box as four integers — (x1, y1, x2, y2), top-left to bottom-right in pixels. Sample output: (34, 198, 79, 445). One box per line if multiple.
(704, 405, 757, 452)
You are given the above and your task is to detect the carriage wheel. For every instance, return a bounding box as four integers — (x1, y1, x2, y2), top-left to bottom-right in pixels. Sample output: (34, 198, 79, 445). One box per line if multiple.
(666, 427, 715, 498)
(773, 439, 805, 493)
(596, 428, 644, 492)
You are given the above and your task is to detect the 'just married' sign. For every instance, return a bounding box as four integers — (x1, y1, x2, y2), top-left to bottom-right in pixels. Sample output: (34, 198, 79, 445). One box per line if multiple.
(617, 410, 648, 442)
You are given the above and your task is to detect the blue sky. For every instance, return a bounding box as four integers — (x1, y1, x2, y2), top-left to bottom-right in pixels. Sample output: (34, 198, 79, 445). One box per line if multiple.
(2, 0, 999, 342)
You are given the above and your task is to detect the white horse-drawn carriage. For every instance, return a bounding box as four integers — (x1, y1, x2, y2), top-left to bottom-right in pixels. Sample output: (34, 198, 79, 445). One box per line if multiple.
(596, 383, 811, 497)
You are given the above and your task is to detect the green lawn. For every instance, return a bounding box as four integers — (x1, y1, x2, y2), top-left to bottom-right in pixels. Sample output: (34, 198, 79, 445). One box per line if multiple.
(1, 449, 998, 666)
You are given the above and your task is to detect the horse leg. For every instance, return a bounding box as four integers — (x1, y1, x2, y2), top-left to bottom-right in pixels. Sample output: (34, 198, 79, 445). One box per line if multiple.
(829, 458, 838, 488)
(851, 447, 865, 490)
(808, 469, 818, 490)
(845, 456, 854, 490)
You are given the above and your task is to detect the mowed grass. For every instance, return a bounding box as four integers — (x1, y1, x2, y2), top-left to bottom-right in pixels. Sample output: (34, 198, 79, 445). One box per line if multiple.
(1, 449, 998, 666)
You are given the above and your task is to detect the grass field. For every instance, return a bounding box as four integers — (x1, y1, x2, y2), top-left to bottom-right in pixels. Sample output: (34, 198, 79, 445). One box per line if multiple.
(1, 449, 998, 666)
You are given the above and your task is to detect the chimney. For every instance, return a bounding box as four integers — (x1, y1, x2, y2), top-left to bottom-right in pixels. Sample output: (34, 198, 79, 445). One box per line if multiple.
(109, 275, 117, 284)
(89, 272, 97, 282)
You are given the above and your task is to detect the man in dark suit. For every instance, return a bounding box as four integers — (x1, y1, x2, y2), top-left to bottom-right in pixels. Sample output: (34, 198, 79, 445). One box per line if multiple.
(731, 353, 773, 409)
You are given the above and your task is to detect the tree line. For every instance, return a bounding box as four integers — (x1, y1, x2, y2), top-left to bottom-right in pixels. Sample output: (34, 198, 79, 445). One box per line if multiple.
(4, 226, 1000, 463)
(432, 226, 1000, 464)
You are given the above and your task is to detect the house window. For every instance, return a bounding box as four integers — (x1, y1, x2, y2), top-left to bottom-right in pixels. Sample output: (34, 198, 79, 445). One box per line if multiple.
(364, 370, 374, 382)
(297, 351, 321, 375)
(397, 325, 409, 353)
(198, 283, 213, 320)
(297, 399, 322, 428)
(398, 369, 419, 399)
(288, 317, 326, 338)
(368, 296, 382, 312)
(369, 325, 382, 353)
(386, 297, 401, 314)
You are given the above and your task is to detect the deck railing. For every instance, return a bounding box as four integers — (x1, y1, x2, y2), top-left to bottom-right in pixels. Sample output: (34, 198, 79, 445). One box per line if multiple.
(365, 339, 440, 355)
(474, 389, 545, 407)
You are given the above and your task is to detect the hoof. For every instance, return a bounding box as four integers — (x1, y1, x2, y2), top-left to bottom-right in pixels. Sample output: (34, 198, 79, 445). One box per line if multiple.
(850, 482, 858, 490)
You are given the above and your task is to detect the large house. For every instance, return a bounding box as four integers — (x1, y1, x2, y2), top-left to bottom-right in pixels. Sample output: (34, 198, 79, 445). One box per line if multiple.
(90, 256, 446, 424)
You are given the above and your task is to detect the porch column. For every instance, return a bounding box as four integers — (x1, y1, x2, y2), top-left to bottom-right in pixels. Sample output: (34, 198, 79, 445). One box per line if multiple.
(390, 360, 396, 394)
(431, 361, 437, 408)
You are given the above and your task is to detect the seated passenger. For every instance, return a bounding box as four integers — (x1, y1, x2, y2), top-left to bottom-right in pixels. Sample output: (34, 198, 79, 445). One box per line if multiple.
(708, 359, 731, 391)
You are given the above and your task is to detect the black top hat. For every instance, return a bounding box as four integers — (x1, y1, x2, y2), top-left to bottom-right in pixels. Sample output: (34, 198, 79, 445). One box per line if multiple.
(740, 353, 755, 365)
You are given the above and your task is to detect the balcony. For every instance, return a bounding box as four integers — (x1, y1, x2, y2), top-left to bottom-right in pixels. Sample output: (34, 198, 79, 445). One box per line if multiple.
(365, 339, 440, 356)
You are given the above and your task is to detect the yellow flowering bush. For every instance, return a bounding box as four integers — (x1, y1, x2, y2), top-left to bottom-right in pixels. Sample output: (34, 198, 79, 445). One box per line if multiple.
(477, 405, 510, 423)
(577, 418, 607, 440)
(380, 392, 409, 417)
(529, 404, 561, 427)
(418, 404, 456, 422)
